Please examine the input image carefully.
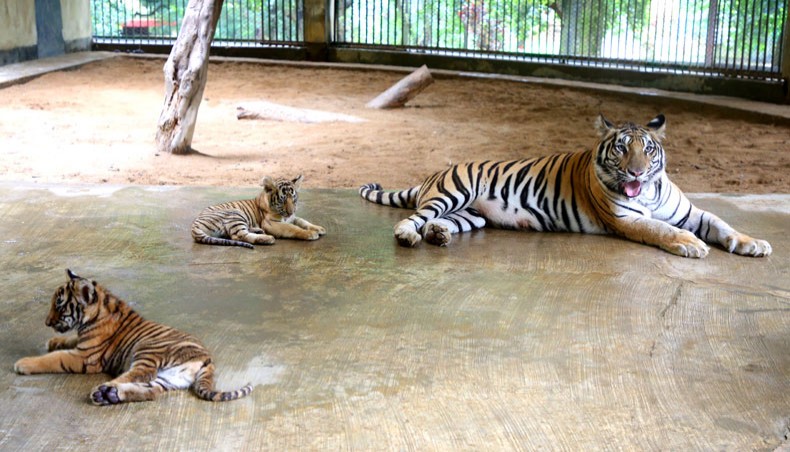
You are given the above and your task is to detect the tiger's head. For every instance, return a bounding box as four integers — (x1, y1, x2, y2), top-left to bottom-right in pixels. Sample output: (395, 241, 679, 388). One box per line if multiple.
(261, 174, 303, 219)
(46, 269, 99, 333)
(593, 114, 666, 198)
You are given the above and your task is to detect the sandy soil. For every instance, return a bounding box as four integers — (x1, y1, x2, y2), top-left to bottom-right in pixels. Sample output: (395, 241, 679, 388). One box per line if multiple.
(0, 56, 788, 193)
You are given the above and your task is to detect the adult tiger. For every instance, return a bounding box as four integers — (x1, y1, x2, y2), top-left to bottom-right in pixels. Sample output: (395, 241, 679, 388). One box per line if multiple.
(359, 114, 771, 258)
(14, 270, 253, 405)
(191, 174, 326, 249)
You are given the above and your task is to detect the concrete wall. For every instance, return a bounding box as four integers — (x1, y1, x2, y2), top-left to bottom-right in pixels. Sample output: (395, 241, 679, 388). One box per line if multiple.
(61, 0, 91, 52)
(0, 0, 91, 66)
(0, 1, 38, 65)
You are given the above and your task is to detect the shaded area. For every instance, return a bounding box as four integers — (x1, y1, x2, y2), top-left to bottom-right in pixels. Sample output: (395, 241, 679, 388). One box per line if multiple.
(0, 183, 787, 449)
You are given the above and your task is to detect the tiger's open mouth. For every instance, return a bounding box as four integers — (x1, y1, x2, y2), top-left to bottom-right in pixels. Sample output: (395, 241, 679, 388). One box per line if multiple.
(621, 180, 642, 198)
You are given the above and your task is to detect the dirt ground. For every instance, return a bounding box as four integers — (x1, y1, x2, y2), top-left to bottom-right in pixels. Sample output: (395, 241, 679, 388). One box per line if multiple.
(0, 56, 788, 193)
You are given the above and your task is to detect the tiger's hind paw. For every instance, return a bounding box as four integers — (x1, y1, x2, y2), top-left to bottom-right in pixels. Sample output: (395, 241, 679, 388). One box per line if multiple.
(424, 222, 452, 247)
(725, 234, 772, 257)
(91, 384, 122, 406)
(394, 222, 421, 247)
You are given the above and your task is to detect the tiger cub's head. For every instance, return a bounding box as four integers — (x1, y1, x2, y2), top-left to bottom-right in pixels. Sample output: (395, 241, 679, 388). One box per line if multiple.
(593, 114, 666, 198)
(261, 175, 303, 219)
(46, 269, 100, 333)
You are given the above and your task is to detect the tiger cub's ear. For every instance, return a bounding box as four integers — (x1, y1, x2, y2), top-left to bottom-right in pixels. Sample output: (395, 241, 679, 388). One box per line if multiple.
(594, 114, 616, 137)
(261, 176, 275, 192)
(67, 270, 97, 305)
(292, 174, 303, 190)
(646, 114, 666, 140)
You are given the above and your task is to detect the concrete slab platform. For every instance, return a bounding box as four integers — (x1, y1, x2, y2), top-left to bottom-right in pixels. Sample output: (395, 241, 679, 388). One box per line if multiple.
(0, 182, 788, 450)
(0, 51, 120, 89)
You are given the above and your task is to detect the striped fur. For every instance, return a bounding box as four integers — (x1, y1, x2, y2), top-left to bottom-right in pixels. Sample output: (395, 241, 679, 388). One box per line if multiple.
(359, 114, 771, 258)
(191, 175, 325, 249)
(14, 270, 253, 405)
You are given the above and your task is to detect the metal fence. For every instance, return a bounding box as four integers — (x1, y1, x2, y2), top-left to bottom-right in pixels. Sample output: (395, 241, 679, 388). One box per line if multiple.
(333, 0, 787, 80)
(92, 0, 304, 47)
(91, 0, 786, 80)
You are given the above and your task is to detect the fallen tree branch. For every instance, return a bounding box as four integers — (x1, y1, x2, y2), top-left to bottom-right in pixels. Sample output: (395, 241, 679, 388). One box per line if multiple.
(236, 101, 366, 123)
(366, 65, 434, 109)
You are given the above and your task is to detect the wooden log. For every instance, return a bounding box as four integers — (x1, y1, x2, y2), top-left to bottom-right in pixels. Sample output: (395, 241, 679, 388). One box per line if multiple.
(155, 0, 224, 155)
(366, 65, 434, 109)
(236, 101, 366, 123)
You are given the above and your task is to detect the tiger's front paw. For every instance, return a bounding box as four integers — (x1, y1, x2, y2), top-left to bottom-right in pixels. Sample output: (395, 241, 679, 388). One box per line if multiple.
(301, 230, 321, 241)
(47, 337, 69, 351)
(664, 231, 710, 258)
(394, 221, 421, 247)
(14, 357, 36, 375)
(309, 224, 327, 236)
(254, 234, 276, 245)
(424, 222, 452, 247)
(91, 384, 122, 406)
(724, 234, 772, 257)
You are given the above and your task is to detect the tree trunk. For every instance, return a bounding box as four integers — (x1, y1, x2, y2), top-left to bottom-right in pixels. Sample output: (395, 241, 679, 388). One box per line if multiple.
(155, 0, 224, 155)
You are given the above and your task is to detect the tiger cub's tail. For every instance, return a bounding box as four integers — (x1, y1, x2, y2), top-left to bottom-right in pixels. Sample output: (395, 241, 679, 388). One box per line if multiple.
(358, 183, 421, 209)
(191, 229, 255, 250)
(193, 360, 253, 402)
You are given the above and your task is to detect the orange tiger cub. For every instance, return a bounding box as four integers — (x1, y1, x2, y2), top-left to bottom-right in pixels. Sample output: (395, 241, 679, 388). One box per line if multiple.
(191, 174, 326, 249)
(14, 269, 253, 405)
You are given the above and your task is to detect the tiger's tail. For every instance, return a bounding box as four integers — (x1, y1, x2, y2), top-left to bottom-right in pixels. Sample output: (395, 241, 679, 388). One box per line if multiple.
(358, 183, 421, 209)
(193, 360, 253, 402)
(191, 229, 255, 250)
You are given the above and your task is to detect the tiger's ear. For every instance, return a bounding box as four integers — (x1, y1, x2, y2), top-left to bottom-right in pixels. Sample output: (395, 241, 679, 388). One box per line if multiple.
(261, 176, 275, 192)
(292, 174, 303, 190)
(66, 269, 80, 280)
(74, 278, 97, 305)
(595, 114, 615, 137)
(646, 114, 666, 140)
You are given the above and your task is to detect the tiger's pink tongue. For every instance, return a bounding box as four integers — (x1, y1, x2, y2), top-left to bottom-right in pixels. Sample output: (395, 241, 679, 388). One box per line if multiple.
(623, 180, 642, 197)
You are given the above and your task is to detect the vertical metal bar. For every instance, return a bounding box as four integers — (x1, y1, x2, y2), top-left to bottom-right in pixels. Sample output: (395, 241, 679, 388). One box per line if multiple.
(758, 0, 767, 71)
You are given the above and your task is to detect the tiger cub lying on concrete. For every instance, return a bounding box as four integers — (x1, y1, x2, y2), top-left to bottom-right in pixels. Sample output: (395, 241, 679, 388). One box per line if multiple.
(14, 269, 252, 405)
(191, 175, 326, 249)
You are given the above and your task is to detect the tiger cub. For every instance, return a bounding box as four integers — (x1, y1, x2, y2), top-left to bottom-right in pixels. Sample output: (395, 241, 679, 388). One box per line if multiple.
(14, 269, 253, 405)
(191, 174, 326, 249)
(359, 114, 771, 258)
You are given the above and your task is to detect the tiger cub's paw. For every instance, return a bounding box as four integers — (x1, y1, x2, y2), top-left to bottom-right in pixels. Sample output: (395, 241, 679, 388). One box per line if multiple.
(725, 234, 772, 257)
(91, 384, 122, 406)
(424, 222, 452, 247)
(13, 357, 35, 375)
(664, 231, 710, 258)
(302, 230, 321, 241)
(394, 221, 421, 247)
(47, 337, 72, 351)
(309, 224, 327, 236)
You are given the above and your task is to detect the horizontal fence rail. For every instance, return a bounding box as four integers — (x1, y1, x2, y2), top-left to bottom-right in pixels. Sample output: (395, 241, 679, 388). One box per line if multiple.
(91, 0, 787, 83)
(92, 0, 304, 47)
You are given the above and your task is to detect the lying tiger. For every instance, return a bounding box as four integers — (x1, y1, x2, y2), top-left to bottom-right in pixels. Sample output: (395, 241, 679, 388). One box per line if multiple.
(192, 174, 326, 249)
(359, 114, 771, 258)
(14, 269, 253, 405)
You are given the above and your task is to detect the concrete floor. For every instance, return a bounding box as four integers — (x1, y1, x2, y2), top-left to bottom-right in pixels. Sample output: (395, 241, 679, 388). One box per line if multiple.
(0, 182, 787, 450)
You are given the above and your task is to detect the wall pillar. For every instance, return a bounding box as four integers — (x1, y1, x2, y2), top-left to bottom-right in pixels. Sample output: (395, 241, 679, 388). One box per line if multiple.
(303, 0, 327, 61)
(783, 5, 790, 102)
